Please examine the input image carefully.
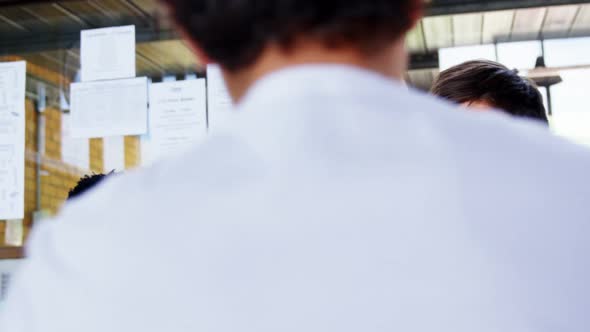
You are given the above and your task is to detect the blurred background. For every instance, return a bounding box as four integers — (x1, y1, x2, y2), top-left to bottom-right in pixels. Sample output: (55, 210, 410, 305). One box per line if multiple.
(2, 0, 590, 302)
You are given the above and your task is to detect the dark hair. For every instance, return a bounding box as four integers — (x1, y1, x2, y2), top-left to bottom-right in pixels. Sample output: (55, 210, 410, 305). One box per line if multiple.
(67, 173, 110, 200)
(431, 60, 548, 123)
(161, 0, 423, 71)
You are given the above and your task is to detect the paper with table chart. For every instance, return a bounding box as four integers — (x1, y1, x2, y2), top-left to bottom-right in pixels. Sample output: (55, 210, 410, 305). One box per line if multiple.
(0, 61, 25, 220)
(70, 77, 148, 138)
(207, 64, 234, 132)
(148, 79, 208, 161)
(103, 136, 126, 172)
(61, 113, 90, 171)
(81, 25, 136, 82)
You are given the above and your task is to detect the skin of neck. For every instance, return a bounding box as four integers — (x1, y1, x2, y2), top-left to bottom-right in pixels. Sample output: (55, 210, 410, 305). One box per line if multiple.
(218, 38, 409, 103)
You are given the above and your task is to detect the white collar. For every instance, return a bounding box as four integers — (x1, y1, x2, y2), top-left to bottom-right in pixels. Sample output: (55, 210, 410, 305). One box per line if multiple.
(237, 64, 407, 111)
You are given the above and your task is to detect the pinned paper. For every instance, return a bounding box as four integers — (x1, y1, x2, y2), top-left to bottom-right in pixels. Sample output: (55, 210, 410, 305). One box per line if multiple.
(81, 25, 136, 82)
(0, 61, 26, 220)
(70, 77, 148, 138)
(207, 64, 234, 132)
(103, 136, 126, 172)
(4, 219, 23, 247)
(148, 79, 207, 161)
(61, 113, 90, 170)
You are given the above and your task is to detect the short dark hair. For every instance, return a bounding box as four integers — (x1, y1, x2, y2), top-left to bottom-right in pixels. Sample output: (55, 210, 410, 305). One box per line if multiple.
(161, 0, 423, 71)
(431, 60, 548, 123)
(67, 173, 109, 200)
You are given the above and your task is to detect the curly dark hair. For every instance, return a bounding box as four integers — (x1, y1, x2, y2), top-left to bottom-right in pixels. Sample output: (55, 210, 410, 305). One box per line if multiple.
(431, 60, 548, 123)
(161, 0, 423, 71)
(67, 173, 111, 200)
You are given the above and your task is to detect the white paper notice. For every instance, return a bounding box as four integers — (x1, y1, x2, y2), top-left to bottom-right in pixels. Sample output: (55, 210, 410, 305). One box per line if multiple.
(61, 113, 90, 171)
(207, 64, 234, 132)
(81, 25, 136, 82)
(0, 61, 25, 220)
(139, 134, 155, 167)
(4, 219, 23, 246)
(103, 136, 125, 172)
(70, 77, 148, 138)
(149, 79, 207, 160)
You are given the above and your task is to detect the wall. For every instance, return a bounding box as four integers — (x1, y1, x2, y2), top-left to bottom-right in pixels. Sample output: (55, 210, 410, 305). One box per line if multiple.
(0, 60, 143, 248)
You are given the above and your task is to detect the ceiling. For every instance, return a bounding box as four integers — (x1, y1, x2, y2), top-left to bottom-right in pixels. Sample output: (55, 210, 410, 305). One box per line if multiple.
(2, 0, 590, 95)
(409, 4, 590, 53)
(407, 3, 590, 89)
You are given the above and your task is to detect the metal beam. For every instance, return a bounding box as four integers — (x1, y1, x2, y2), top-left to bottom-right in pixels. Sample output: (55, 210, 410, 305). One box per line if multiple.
(427, 0, 590, 16)
(0, 26, 178, 56)
(0, 0, 76, 6)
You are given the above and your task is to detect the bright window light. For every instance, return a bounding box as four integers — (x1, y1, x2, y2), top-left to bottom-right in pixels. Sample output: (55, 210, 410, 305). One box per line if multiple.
(438, 44, 497, 71)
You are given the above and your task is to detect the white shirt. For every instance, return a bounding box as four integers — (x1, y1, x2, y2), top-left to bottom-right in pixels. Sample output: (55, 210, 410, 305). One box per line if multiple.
(2, 65, 590, 332)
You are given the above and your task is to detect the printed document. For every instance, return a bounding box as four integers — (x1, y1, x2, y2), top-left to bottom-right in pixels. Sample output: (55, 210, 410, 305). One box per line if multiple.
(0, 61, 25, 219)
(81, 25, 136, 82)
(149, 79, 207, 160)
(70, 77, 148, 138)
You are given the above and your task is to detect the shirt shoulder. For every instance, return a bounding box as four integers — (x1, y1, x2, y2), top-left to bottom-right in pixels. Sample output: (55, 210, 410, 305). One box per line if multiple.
(408, 87, 590, 164)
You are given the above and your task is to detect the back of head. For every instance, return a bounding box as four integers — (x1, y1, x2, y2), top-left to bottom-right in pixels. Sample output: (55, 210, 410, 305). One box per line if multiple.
(67, 173, 109, 200)
(431, 60, 548, 123)
(161, 0, 423, 72)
